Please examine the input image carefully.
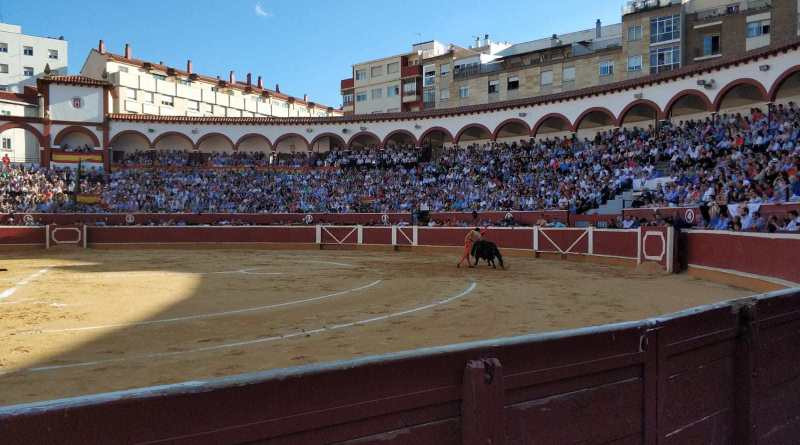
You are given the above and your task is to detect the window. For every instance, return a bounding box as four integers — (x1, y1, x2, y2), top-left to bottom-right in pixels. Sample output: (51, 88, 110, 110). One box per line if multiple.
(440, 89, 450, 100)
(488, 80, 499, 94)
(650, 14, 681, 43)
(187, 100, 199, 111)
(423, 90, 435, 103)
(599, 61, 614, 77)
(440, 63, 450, 76)
(0, 110, 9, 115)
(371, 66, 383, 77)
(627, 55, 642, 72)
(459, 86, 469, 98)
(126, 89, 136, 100)
(343, 93, 354, 105)
(0, 86, 7, 91)
(540, 70, 553, 86)
(746, 20, 770, 38)
(2, 138, 11, 150)
(48, 49, 58, 59)
(152, 73, 166, 81)
(355, 69, 367, 80)
(371, 88, 382, 99)
(23, 46, 33, 56)
(507, 75, 519, 90)
(387, 62, 399, 74)
(23, 67, 34, 77)
(403, 81, 417, 95)
(702, 34, 721, 56)
(628, 25, 642, 42)
(423, 65, 436, 86)
(0, 64, 8, 74)
(161, 96, 174, 107)
(0, 43, 7, 53)
(178, 79, 192, 85)
(387, 85, 399, 97)
(141, 91, 154, 103)
(356, 92, 367, 102)
(563, 67, 576, 82)
(649, 45, 681, 73)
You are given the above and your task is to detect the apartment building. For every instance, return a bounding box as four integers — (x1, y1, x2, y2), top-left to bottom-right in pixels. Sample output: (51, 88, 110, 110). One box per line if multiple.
(341, 0, 799, 115)
(81, 42, 341, 119)
(341, 39, 507, 114)
(0, 22, 68, 94)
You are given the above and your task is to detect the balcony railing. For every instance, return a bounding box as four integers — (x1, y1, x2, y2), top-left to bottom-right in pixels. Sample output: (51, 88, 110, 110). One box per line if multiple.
(453, 63, 502, 81)
(695, 0, 770, 20)
(622, 0, 679, 15)
(401, 65, 422, 78)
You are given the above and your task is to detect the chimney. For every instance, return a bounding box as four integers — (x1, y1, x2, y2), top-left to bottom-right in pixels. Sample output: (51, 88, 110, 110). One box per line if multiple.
(303, 94, 308, 102)
(246, 72, 252, 86)
(275, 83, 280, 93)
(596, 19, 601, 38)
(186, 60, 193, 74)
(229, 70, 235, 84)
(474, 36, 480, 48)
(124, 43, 131, 59)
(98, 40, 105, 54)
(257, 76, 263, 89)
(484, 33, 490, 47)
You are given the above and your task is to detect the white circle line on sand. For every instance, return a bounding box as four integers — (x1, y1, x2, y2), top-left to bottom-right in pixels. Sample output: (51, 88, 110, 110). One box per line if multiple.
(33, 280, 383, 334)
(0, 268, 50, 302)
(25, 281, 477, 373)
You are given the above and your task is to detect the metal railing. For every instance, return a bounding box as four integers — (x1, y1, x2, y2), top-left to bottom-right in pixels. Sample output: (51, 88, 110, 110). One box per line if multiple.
(695, 0, 771, 20)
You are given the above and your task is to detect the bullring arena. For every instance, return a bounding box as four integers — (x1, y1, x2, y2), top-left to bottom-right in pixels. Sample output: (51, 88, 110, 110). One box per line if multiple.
(1, 215, 800, 444)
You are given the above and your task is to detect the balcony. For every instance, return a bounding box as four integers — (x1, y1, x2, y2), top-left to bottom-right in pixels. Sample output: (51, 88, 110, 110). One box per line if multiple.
(340, 78, 354, 90)
(622, 0, 679, 15)
(401, 65, 422, 78)
(694, 0, 770, 20)
(453, 63, 502, 81)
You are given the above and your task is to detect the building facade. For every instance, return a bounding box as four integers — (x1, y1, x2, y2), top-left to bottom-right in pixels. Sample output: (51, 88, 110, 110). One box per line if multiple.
(80, 42, 341, 120)
(341, 0, 799, 114)
(0, 22, 68, 94)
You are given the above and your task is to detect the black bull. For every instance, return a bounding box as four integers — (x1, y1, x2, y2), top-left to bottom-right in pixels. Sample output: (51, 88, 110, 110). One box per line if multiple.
(470, 240, 505, 269)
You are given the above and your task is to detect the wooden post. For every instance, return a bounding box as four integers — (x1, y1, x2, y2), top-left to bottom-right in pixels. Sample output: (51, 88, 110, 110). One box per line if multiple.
(462, 358, 505, 445)
(735, 303, 758, 445)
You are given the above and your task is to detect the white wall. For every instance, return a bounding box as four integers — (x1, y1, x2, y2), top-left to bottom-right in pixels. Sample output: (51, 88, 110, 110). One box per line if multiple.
(49, 85, 103, 122)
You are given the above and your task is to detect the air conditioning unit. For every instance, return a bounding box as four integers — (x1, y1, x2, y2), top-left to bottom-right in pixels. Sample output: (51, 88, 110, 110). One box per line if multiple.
(696, 79, 715, 89)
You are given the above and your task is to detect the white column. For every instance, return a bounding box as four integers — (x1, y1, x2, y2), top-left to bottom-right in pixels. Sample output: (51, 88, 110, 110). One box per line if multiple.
(666, 226, 675, 273)
(391, 225, 397, 246)
(587, 226, 594, 255)
(315, 225, 321, 244)
(412, 226, 418, 246)
(533, 226, 539, 252)
(636, 226, 642, 265)
(45, 224, 50, 249)
(357, 225, 363, 244)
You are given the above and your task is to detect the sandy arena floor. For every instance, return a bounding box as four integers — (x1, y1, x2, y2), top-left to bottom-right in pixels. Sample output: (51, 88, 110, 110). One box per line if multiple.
(0, 248, 752, 406)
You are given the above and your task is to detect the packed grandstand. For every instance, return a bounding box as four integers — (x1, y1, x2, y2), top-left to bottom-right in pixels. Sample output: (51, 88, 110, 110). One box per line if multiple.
(2, 105, 799, 232)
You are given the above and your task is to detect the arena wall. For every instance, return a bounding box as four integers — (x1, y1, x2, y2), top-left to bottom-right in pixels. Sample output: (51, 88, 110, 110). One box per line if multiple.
(1, 287, 798, 445)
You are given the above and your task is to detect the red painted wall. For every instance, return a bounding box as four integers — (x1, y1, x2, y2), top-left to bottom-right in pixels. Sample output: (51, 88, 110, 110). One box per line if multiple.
(685, 231, 800, 284)
(0, 227, 45, 246)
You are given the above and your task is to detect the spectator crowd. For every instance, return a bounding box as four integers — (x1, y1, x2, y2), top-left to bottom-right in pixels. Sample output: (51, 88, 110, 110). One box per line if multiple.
(1, 104, 799, 233)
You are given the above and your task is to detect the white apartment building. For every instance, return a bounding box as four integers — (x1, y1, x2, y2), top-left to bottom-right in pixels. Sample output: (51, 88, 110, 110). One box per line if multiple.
(80, 42, 341, 119)
(0, 22, 68, 94)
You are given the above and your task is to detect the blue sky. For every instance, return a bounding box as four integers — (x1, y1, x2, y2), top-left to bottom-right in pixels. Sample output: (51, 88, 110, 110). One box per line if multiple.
(1, 0, 621, 108)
